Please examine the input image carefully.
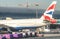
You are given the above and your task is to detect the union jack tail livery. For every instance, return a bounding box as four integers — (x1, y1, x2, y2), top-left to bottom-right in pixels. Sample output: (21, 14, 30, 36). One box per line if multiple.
(41, 1, 57, 23)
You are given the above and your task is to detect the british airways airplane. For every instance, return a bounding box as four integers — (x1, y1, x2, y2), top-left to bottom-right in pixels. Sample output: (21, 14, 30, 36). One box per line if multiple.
(0, 1, 57, 30)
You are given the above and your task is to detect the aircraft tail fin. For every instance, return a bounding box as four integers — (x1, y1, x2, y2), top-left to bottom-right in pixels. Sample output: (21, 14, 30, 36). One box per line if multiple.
(40, 1, 57, 23)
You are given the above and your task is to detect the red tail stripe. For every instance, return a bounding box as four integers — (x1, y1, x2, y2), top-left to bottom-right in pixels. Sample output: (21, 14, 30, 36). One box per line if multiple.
(47, 4, 56, 11)
(43, 15, 51, 21)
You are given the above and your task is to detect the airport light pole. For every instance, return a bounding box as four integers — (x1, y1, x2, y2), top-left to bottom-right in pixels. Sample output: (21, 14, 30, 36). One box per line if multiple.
(35, 3, 39, 18)
(26, 0, 29, 8)
(18, 0, 29, 8)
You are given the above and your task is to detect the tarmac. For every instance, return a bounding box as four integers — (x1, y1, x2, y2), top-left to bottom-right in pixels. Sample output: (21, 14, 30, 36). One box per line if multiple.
(44, 34, 60, 37)
(15, 34, 60, 39)
(18, 36, 60, 39)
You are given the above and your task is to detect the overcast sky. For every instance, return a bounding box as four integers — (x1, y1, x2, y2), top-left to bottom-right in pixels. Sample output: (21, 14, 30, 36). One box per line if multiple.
(0, 0, 60, 10)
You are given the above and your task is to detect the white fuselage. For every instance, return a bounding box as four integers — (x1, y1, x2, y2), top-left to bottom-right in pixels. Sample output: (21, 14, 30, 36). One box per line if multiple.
(0, 19, 46, 28)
